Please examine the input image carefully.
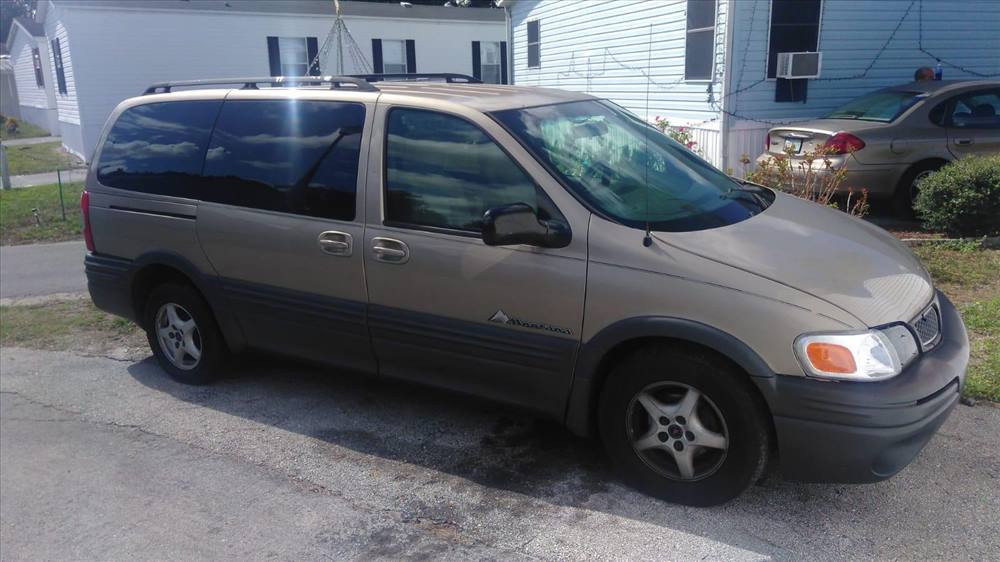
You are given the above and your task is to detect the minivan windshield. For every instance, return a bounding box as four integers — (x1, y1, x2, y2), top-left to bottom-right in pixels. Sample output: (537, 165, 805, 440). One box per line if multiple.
(492, 100, 772, 232)
(824, 90, 926, 122)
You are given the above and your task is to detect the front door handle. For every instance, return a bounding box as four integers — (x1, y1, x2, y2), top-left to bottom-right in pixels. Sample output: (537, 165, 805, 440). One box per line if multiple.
(371, 237, 410, 264)
(318, 231, 353, 256)
(954, 138, 974, 145)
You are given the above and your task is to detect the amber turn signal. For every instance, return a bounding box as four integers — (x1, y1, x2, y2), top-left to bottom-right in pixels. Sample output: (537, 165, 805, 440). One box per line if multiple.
(805, 342, 857, 374)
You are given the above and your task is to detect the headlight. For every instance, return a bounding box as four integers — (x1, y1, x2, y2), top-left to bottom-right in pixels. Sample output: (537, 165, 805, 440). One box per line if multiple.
(793, 327, 916, 381)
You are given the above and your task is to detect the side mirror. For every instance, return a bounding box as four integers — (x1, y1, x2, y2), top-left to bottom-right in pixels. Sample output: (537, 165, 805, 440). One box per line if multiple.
(481, 203, 571, 249)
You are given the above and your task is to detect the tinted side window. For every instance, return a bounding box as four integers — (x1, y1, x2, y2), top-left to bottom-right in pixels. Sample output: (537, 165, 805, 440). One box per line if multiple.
(384, 108, 547, 232)
(201, 100, 365, 221)
(97, 100, 221, 197)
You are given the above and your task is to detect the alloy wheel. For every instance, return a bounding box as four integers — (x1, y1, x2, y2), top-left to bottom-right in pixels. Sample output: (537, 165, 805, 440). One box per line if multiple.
(155, 302, 202, 371)
(626, 382, 729, 481)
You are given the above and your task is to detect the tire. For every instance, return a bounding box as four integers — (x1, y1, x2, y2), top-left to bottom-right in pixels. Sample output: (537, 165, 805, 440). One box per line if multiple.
(598, 344, 771, 506)
(892, 161, 944, 218)
(143, 283, 228, 385)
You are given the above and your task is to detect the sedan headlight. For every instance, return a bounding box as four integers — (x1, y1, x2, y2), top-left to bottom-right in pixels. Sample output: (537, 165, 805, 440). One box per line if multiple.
(793, 326, 917, 381)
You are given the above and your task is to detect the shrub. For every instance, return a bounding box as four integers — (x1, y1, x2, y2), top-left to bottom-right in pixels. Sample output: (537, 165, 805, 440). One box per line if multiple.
(740, 147, 869, 218)
(653, 116, 701, 155)
(914, 155, 1000, 237)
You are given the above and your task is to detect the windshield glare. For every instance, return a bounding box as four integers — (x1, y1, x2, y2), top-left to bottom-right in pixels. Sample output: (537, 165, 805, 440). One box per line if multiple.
(825, 90, 925, 122)
(492, 100, 772, 232)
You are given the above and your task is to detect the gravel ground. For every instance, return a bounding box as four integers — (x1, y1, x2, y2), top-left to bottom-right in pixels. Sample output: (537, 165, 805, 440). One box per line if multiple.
(1, 347, 998, 561)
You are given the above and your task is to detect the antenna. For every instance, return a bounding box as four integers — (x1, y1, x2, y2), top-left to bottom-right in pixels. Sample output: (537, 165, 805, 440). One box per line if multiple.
(642, 23, 653, 248)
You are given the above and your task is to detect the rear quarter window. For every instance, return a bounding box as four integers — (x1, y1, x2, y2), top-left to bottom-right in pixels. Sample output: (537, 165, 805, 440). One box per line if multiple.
(97, 100, 222, 197)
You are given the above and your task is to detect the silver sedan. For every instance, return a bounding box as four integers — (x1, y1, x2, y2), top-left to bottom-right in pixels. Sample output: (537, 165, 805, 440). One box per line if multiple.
(756, 80, 1000, 215)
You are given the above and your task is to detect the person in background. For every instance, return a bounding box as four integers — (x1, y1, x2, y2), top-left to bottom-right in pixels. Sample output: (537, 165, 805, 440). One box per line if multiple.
(914, 66, 935, 82)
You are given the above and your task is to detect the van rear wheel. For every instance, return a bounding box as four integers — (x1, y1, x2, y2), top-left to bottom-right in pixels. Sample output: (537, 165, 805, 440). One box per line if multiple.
(598, 345, 771, 506)
(143, 283, 228, 385)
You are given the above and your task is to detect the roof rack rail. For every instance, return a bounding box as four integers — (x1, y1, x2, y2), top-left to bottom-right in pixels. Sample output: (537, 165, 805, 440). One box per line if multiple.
(142, 76, 378, 95)
(352, 73, 482, 84)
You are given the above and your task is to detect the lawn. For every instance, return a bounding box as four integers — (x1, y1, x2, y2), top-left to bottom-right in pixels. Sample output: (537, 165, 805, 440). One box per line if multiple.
(913, 244, 1000, 402)
(0, 119, 50, 140)
(2, 141, 84, 175)
(0, 181, 84, 245)
(0, 298, 146, 360)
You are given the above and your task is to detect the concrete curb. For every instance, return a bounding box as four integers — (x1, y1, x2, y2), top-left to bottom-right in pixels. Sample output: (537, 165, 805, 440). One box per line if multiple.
(899, 236, 1000, 249)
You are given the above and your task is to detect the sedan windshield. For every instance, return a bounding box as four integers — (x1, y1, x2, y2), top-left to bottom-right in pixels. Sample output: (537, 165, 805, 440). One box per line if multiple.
(825, 90, 926, 122)
(491, 100, 772, 232)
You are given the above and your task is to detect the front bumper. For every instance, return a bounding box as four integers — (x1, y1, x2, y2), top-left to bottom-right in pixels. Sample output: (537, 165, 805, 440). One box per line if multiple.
(753, 291, 969, 483)
(753, 153, 901, 197)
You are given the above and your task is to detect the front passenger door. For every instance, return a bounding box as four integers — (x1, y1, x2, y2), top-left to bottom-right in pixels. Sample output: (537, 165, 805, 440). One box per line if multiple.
(363, 106, 589, 417)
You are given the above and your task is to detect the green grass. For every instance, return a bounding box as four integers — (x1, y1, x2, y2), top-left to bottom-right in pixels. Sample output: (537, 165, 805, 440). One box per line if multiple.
(912, 245, 999, 402)
(0, 299, 143, 357)
(3, 141, 83, 175)
(0, 181, 84, 245)
(0, 119, 50, 140)
(959, 297, 1000, 402)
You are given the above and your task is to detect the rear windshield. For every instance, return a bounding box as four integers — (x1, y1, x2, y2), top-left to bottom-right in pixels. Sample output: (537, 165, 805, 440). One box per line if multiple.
(824, 90, 926, 122)
(492, 100, 772, 232)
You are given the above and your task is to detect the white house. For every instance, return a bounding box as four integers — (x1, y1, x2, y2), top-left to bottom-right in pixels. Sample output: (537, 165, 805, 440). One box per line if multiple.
(4, 17, 59, 132)
(9, 0, 507, 160)
(504, 0, 1000, 171)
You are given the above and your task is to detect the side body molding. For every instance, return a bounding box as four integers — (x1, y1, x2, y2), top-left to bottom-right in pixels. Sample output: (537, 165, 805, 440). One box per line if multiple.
(564, 316, 776, 436)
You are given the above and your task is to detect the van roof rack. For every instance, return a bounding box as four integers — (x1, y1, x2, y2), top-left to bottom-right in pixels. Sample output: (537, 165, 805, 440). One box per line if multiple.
(142, 76, 378, 95)
(352, 73, 482, 84)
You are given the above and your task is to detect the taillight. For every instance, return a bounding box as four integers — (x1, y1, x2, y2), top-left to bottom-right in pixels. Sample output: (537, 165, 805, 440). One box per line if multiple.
(81, 190, 95, 252)
(823, 132, 865, 155)
(765, 132, 771, 151)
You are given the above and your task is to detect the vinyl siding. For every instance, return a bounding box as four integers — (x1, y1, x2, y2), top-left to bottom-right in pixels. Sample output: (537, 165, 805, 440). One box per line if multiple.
(44, 16, 81, 128)
(49, 4, 505, 160)
(509, 0, 729, 164)
(10, 31, 49, 110)
(725, 0, 1000, 122)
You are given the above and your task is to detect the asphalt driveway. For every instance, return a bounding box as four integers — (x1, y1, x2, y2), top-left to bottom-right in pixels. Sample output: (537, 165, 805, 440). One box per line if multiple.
(1, 347, 998, 561)
(0, 240, 87, 300)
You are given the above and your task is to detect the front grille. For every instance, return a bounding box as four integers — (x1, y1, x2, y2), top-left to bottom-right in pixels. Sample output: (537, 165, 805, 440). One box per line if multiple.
(912, 303, 941, 351)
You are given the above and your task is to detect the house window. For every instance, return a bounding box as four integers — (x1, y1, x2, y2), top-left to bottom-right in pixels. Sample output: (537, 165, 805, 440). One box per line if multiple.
(767, 0, 822, 79)
(371, 39, 415, 74)
(51, 38, 67, 94)
(527, 20, 540, 68)
(266, 36, 320, 77)
(31, 47, 44, 87)
(278, 37, 310, 76)
(480, 41, 501, 84)
(685, 0, 716, 80)
(382, 40, 408, 74)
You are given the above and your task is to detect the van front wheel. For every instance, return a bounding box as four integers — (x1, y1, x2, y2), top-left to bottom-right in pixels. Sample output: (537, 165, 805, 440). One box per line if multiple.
(598, 345, 771, 506)
(143, 283, 228, 385)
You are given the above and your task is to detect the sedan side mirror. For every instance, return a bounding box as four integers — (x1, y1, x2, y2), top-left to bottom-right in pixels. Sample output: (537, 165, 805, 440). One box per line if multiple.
(481, 203, 571, 249)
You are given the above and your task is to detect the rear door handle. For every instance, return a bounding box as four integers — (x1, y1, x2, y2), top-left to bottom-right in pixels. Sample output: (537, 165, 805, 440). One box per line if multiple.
(318, 231, 353, 256)
(371, 237, 409, 264)
(954, 138, 974, 145)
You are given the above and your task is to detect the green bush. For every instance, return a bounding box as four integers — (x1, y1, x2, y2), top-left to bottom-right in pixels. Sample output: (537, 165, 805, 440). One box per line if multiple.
(914, 155, 1000, 237)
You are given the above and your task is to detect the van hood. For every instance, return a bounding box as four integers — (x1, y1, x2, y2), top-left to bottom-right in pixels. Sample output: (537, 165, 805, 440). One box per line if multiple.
(655, 191, 933, 327)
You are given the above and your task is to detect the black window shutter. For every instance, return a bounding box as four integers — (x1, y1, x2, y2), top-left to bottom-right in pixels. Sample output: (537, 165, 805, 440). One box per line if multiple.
(51, 38, 67, 94)
(500, 41, 508, 84)
(306, 37, 320, 76)
(471, 41, 481, 81)
(266, 36, 281, 76)
(371, 39, 383, 74)
(405, 39, 416, 73)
